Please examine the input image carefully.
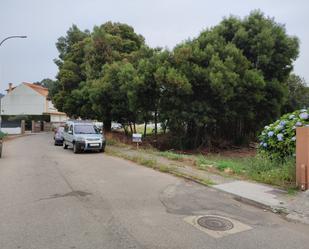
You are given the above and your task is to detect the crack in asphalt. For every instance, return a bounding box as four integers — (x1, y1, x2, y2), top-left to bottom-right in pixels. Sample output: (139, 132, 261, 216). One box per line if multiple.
(38, 190, 92, 201)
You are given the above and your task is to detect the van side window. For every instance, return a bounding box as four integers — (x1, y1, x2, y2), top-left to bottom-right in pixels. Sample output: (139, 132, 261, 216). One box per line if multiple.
(69, 125, 73, 133)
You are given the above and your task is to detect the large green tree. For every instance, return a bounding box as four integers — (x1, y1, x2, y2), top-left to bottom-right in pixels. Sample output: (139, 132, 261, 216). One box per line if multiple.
(168, 10, 299, 148)
(52, 11, 301, 149)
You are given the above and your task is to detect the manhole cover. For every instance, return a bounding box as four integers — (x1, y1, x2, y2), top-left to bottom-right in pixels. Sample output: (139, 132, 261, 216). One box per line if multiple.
(197, 216, 234, 231)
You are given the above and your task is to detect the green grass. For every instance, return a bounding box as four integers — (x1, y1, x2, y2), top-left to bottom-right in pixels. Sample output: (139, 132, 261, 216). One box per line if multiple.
(157, 151, 187, 161)
(245, 156, 295, 187)
(154, 149, 296, 188)
(105, 148, 213, 186)
(196, 155, 247, 174)
(108, 142, 296, 188)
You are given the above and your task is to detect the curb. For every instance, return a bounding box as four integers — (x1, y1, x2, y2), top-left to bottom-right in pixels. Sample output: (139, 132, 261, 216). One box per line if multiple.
(211, 185, 289, 215)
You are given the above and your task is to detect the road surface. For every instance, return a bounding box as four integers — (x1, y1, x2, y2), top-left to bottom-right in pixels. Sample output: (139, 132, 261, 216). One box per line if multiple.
(0, 133, 308, 249)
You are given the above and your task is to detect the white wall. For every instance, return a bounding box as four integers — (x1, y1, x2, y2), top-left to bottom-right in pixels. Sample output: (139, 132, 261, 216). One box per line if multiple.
(0, 84, 46, 115)
(0, 127, 21, 135)
(50, 114, 68, 123)
(47, 100, 58, 112)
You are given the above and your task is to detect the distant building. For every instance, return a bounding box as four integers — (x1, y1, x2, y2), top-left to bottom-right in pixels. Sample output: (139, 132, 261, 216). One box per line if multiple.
(0, 82, 68, 127)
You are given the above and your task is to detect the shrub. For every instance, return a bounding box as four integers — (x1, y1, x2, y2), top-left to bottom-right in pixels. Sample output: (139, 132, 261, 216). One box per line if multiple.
(0, 131, 7, 139)
(259, 109, 309, 159)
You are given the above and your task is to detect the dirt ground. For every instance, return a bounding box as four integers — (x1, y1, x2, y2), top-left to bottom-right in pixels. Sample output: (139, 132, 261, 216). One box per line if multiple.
(106, 131, 256, 158)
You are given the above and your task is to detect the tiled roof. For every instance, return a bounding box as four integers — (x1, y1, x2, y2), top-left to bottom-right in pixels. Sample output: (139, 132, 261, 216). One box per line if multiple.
(23, 82, 49, 97)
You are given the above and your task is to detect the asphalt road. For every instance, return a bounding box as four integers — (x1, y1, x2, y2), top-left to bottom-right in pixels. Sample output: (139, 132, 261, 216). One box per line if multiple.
(0, 133, 309, 249)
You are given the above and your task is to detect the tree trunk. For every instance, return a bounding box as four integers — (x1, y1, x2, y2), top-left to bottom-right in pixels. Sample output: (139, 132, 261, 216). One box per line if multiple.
(129, 123, 133, 134)
(122, 123, 128, 136)
(103, 118, 112, 132)
(144, 121, 147, 137)
(133, 123, 137, 133)
(154, 110, 158, 137)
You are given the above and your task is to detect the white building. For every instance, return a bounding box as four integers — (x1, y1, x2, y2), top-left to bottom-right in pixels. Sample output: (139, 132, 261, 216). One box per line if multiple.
(0, 82, 67, 124)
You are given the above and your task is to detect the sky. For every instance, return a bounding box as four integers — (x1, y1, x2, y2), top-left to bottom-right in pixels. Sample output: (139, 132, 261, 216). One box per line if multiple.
(0, 0, 308, 93)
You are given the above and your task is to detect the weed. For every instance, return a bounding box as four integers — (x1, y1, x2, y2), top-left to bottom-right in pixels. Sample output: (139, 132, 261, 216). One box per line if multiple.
(158, 164, 171, 173)
(158, 151, 186, 161)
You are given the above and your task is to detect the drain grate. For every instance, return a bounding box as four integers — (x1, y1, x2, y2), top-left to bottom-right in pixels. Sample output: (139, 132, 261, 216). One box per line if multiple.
(197, 216, 234, 231)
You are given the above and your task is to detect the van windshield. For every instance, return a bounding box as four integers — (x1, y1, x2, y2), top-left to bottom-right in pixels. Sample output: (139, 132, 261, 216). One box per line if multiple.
(74, 125, 98, 134)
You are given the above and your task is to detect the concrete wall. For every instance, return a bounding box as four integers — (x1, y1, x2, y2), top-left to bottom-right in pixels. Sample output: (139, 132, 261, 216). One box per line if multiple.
(0, 127, 21, 135)
(0, 84, 46, 115)
(50, 114, 68, 123)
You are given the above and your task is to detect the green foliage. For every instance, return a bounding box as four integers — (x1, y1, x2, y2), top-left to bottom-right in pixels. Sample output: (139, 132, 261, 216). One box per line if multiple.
(168, 10, 299, 148)
(34, 78, 59, 99)
(0, 131, 7, 139)
(158, 150, 295, 187)
(259, 109, 309, 159)
(246, 155, 295, 186)
(52, 11, 301, 149)
(283, 74, 309, 113)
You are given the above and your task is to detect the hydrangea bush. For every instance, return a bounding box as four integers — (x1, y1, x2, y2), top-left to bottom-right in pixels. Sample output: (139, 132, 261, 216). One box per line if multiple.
(259, 109, 309, 159)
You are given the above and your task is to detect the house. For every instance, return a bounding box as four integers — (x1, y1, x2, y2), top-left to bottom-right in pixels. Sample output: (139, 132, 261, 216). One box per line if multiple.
(0, 82, 68, 132)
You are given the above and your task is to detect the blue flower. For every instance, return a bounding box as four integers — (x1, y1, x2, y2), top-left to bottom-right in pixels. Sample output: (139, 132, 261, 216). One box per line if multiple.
(289, 114, 295, 119)
(277, 133, 283, 141)
(296, 121, 302, 127)
(263, 143, 267, 148)
(299, 112, 309, 120)
(267, 131, 274, 137)
(275, 125, 283, 130)
(279, 120, 286, 126)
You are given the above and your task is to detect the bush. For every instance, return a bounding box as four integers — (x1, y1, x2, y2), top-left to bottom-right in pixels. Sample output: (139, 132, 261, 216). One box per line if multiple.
(259, 109, 309, 159)
(0, 131, 7, 139)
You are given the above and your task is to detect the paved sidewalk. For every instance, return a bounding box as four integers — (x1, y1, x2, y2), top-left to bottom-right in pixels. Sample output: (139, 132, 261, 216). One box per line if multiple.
(107, 145, 309, 225)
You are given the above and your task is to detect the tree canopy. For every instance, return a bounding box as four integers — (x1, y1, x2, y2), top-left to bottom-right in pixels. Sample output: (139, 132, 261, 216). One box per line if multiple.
(51, 11, 304, 149)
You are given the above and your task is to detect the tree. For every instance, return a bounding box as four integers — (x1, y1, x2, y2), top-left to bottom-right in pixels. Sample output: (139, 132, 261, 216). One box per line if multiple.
(52, 12, 301, 149)
(283, 74, 309, 113)
(90, 61, 138, 132)
(167, 10, 299, 148)
(53, 25, 90, 117)
(34, 78, 59, 99)
(52, 22, 146, 129)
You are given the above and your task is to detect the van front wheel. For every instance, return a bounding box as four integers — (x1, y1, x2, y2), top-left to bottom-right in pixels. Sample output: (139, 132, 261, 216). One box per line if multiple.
(73, 143, 79, 154)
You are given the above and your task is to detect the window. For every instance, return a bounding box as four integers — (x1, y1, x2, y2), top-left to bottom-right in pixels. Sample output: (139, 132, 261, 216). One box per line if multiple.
(74, 125, 98, 134)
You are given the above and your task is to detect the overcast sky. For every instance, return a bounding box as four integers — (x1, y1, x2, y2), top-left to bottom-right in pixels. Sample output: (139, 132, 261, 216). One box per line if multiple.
(0, 0, 308, 93)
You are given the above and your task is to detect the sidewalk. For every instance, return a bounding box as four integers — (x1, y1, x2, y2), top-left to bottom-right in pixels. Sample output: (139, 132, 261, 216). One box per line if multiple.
(107, 145, 309, 225)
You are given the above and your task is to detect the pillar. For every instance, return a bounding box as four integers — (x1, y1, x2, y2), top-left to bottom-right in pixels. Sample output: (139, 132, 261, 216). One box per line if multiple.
(296, 127, 309, 190)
